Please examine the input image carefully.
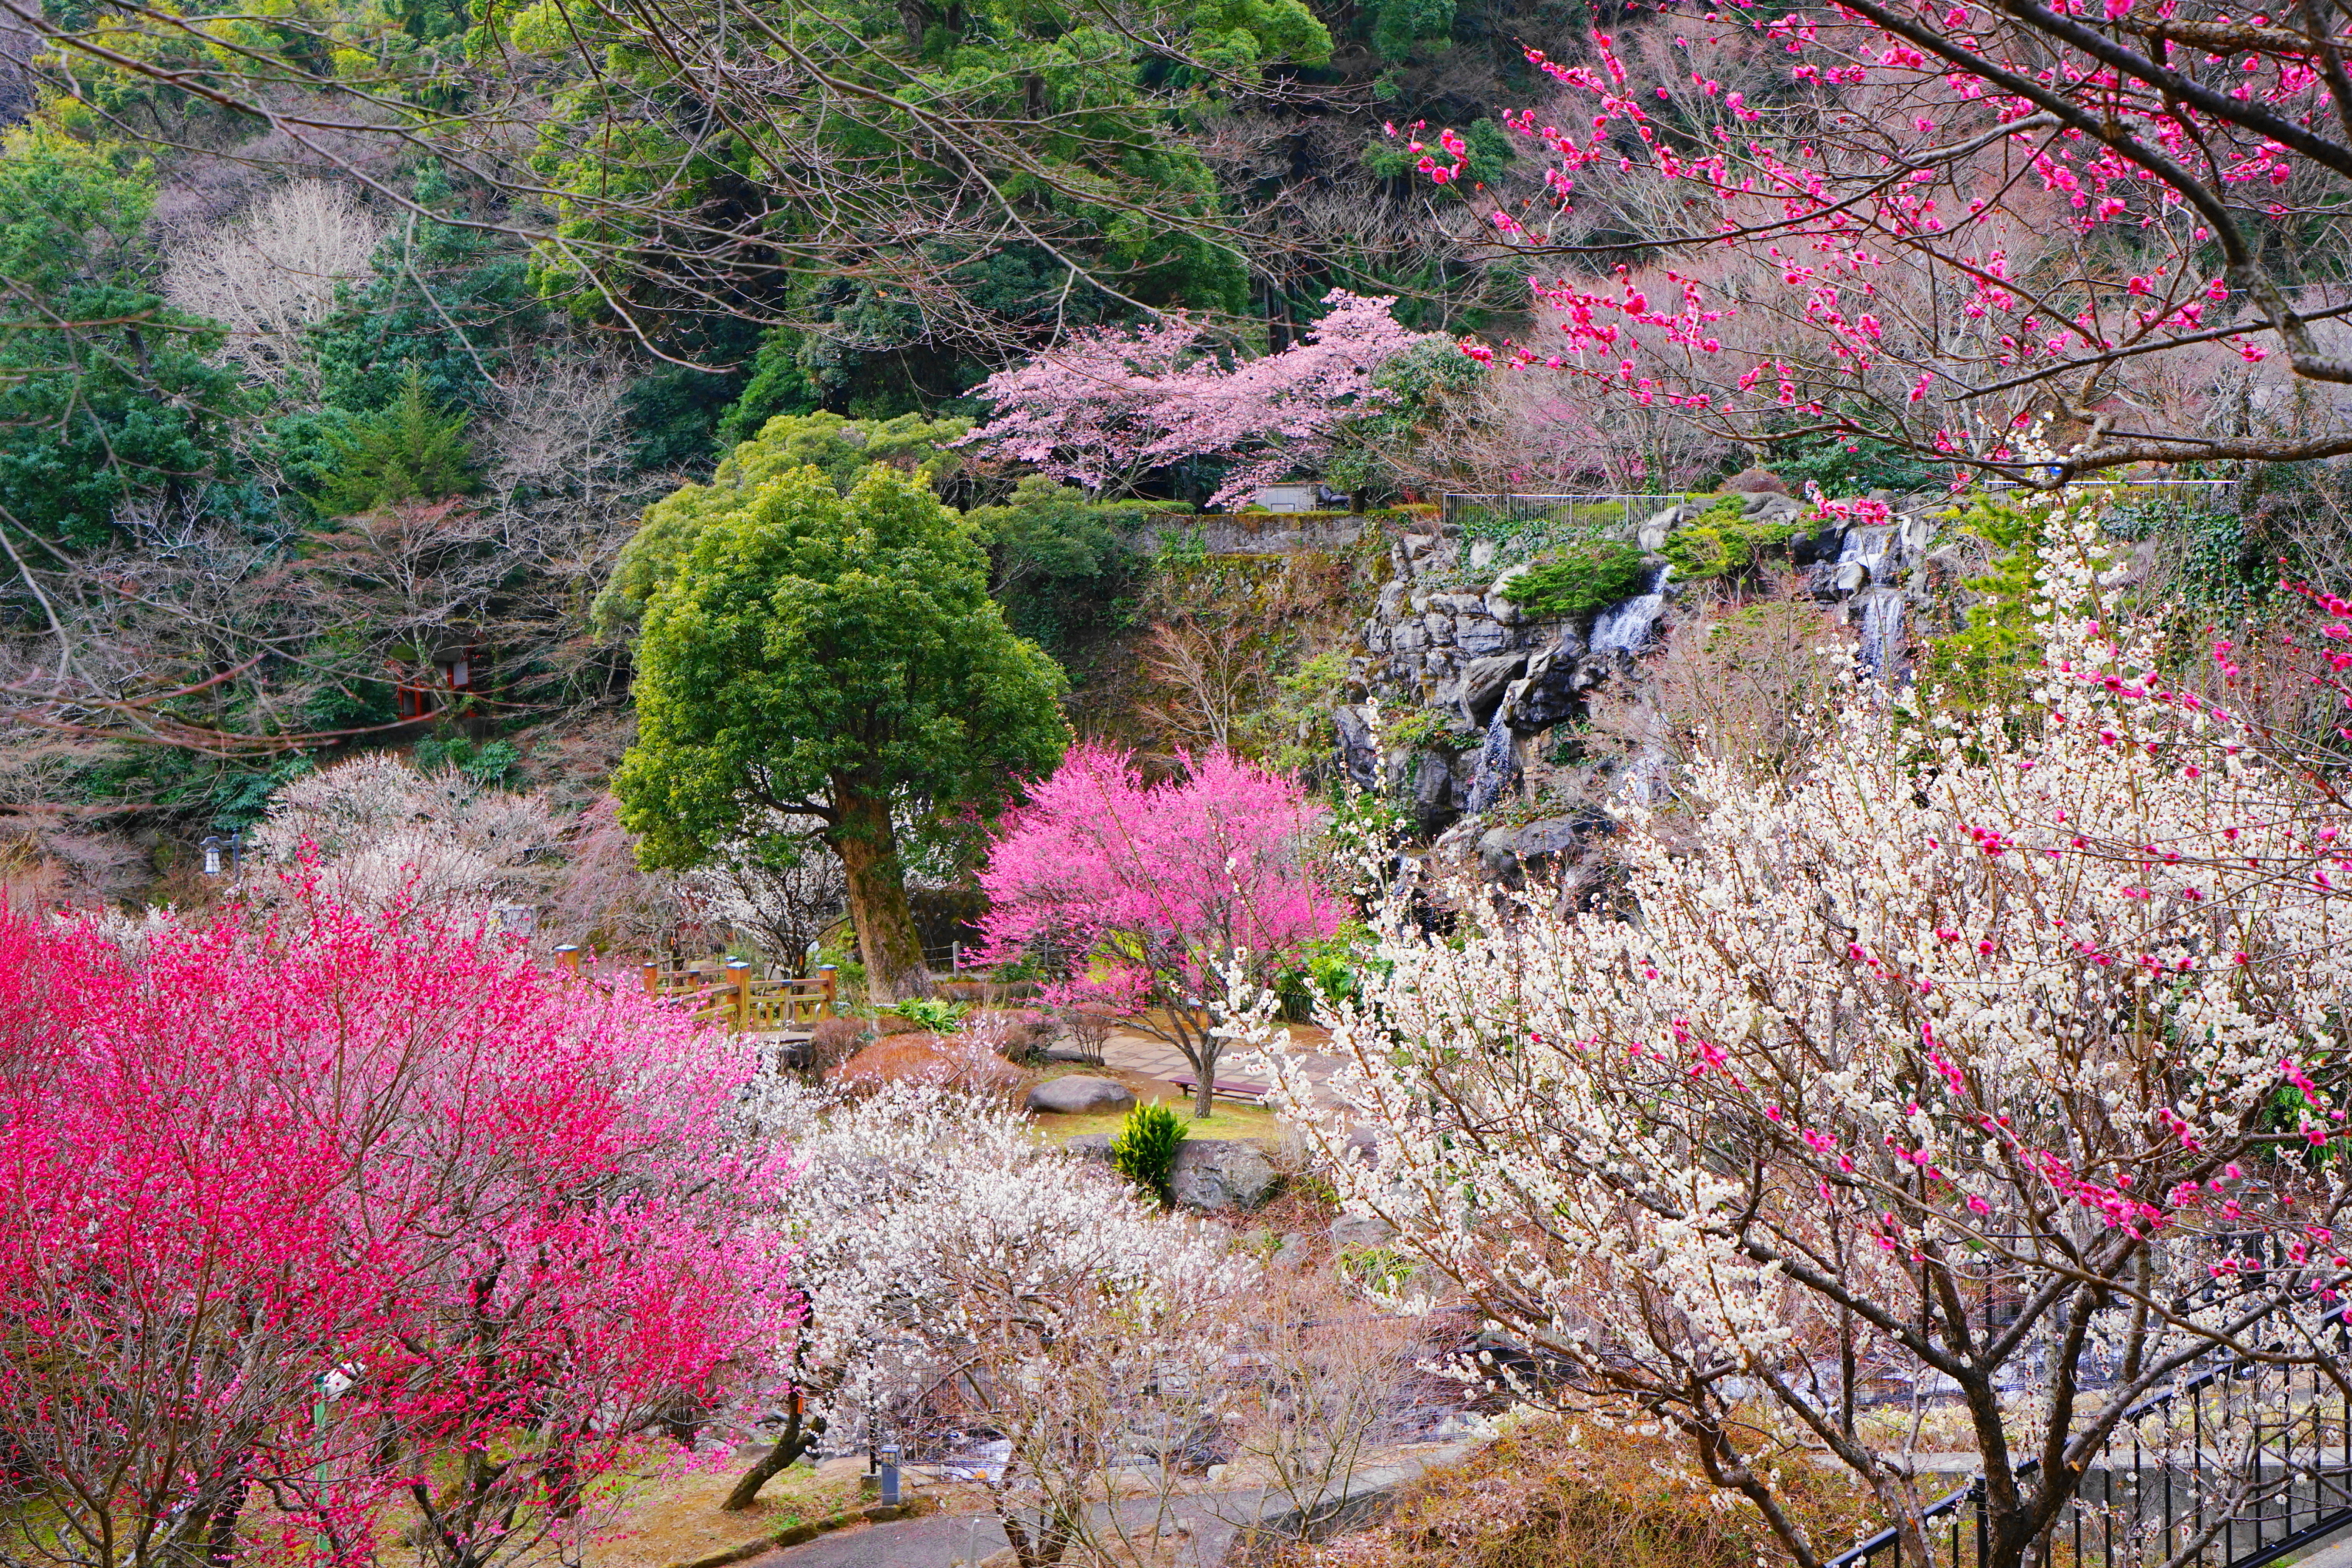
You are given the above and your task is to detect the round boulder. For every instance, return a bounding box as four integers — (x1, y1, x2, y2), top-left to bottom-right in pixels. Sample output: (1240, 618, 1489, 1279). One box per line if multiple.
(1025, 1075, 1135, 1115)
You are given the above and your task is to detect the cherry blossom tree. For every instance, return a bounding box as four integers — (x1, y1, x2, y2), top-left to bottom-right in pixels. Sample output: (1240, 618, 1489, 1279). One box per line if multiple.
(0, 890, 786, 1568)
(961, 291, 1441, 507)
(1251, 491, 2352, 1568)
(1408, 0, 2352, 483)
(977, 743, 1342, 1117)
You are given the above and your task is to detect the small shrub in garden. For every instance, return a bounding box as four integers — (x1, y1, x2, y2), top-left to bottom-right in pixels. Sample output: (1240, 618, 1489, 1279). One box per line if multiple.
(885, 996, 968, 1032)
(804, 1016, 867, 1076)
(1499, 541, 1650, 619)
(1110, 1101, 1187, 1206)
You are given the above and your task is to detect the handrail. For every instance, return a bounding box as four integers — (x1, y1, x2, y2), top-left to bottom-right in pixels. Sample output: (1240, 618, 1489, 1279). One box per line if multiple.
(1826, 1301, 2348, 1568)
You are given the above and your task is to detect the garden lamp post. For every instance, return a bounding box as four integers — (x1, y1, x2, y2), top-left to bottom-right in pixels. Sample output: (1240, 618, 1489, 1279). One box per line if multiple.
(199, 829, 243, 879)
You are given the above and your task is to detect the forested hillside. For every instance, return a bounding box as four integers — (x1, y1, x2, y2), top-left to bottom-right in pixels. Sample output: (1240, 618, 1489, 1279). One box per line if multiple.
(4, 0, 2352, 919)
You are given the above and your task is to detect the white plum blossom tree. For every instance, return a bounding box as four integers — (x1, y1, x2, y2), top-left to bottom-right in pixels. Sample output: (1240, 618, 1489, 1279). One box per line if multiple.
(1252, 494, 2352, 1568)
(730, 1083, 1253, 1567)
(250, 752, 561, 916)
(162, 181, 383, 387)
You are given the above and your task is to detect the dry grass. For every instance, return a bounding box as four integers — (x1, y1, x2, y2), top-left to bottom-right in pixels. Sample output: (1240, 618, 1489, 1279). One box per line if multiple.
(1278, 1412, 1878, 1568)
(1030, 1093, 1289, 1145)
(583, 1461, 863, 1568)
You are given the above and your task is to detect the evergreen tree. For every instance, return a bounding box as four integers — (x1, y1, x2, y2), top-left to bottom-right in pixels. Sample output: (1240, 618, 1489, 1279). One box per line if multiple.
(614, 461, 1067, 1000)
(317, 367, 478, 514)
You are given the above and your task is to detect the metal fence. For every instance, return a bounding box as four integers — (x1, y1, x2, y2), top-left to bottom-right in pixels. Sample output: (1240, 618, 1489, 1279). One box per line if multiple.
(1439, 492, 1689, 531)
(1829, 1322, 2350, 1568)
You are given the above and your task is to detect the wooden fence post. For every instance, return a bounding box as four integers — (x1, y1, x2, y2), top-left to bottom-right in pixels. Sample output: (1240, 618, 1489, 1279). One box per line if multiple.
(554, 945, 582, 976)
(642, 960, 661, 997)
(819, 964, 837, 1017)
(725, 960, 753, 1031)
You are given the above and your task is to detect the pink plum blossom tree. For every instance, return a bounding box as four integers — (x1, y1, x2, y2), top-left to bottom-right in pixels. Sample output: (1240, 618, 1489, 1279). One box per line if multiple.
(0, 888, 787, 1568)
(977, 743, 1342, 1116)
(1251, 491, 2352, 1568)
(961, 291, 1441, 508)
(1405, 0, 2352, 484)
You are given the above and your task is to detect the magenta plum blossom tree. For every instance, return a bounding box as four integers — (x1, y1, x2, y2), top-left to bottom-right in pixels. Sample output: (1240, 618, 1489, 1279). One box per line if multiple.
(1399, 0, 2352, 484)
(1250, 491, 2352, 1568)
(977, 743, 1342, 1117)
(961, 291, 1441, 508)
(0, 888, 787, 1568)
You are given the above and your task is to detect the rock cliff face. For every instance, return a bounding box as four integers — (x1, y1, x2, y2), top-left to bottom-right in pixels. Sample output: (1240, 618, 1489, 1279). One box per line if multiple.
(1335, 487, 1963, 875)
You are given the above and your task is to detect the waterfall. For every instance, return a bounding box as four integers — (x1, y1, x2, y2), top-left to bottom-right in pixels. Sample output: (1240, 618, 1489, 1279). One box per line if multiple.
(1463, 703, 1519, 813)
(1854, 588, 1906, 681)
(1591, 565, 1672, 656)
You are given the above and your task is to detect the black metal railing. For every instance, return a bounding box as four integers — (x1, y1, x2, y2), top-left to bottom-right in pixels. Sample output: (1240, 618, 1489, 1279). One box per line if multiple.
(1828, 1327, 2350, 1568)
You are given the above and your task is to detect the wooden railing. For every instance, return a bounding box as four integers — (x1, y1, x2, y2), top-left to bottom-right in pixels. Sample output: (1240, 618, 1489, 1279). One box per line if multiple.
(546, 948, 836, 1031)
(649, 960, 836, 1032)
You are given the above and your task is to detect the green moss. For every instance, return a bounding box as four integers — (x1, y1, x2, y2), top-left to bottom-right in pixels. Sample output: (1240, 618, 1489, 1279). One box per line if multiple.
(1501, 541, 1651, 619)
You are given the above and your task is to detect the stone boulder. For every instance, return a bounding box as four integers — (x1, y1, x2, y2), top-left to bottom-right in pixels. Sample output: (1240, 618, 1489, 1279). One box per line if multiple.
(1484, 563, 1532, 625)
(1458, 653, 1526, 725)
(1741, 491, 1804, 522)
(1332, 705, 1379, 789)
(1171, 1139, 1281, 1211)
(1026, 1075, 1134, 1115)
(1064, 1133, 1113, 1163)
(1790, 522, 1848, 566)
(1455, 614, 1513, 656)
(1637, 501, 1704, 551)
(1328, 1212, 1398, 1252)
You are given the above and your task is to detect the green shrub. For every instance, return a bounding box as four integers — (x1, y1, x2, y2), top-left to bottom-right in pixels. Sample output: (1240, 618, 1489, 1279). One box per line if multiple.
(1109, 1101, 1188, 1206)
(1501, 541, 1650, 619)
(1660, 506, 1798, 580)
(886, 996, 969, 1032)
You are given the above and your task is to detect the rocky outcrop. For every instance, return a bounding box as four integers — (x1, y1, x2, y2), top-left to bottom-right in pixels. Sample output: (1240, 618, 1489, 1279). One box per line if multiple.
(1337, 487, 1959, 847)
(1171, 1138, 1282, 1211)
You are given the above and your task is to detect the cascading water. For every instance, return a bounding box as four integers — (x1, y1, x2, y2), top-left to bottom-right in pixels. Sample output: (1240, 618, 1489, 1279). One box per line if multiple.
(1854, 588, 1906, 682)
(1590, 565, 1672, 656)
(1462, 702, 1519, 813)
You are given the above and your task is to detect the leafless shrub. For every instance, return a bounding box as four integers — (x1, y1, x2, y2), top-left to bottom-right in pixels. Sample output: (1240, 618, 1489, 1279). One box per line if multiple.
(1062, 1003, 1117, 1066)
(1215, 1275, 1452, 1556)
(1578, 581, 1856, 796)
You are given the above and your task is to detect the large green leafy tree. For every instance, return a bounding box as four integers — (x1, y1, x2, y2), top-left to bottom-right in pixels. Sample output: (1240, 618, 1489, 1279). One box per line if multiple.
(614, 461, 1067, 1000)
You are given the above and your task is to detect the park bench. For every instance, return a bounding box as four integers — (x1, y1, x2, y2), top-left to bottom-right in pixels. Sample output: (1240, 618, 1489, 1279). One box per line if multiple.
(1167, 1074, 1271, 1104)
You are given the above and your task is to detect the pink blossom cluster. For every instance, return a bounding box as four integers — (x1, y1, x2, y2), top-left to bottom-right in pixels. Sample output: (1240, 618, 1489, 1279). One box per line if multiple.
(976, 743, 1342, 1019)
(960, 292, 1440, 508)
(1391, 2, 2352, 479)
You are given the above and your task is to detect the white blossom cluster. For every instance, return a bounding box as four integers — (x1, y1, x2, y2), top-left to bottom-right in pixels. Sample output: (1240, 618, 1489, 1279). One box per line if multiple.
(739, 1080, 1253, 1546)
(1249, 493, 2352, 1565)
(248, 753, 561, 916)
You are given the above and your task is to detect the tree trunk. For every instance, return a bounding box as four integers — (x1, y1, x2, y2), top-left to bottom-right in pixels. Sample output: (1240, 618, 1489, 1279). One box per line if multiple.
(1168, 1003, 1220, 1119)
(830, 782, 931, 1003)
(722, 1405, 819, 1511)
